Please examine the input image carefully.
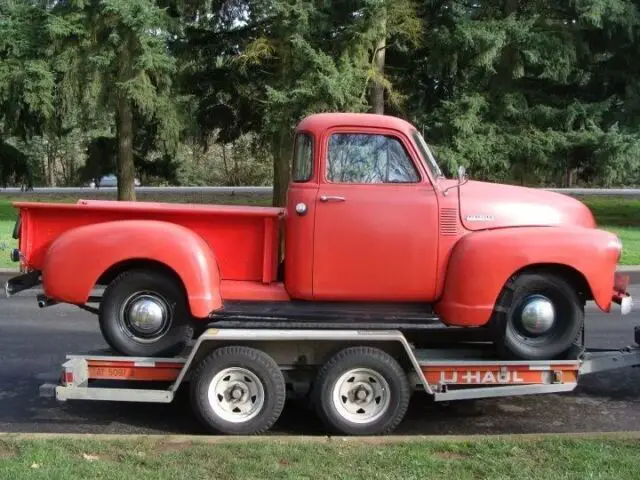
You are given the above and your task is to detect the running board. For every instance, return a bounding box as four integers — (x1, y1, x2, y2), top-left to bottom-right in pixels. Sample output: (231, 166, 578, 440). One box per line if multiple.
(208, 300, 443, 331)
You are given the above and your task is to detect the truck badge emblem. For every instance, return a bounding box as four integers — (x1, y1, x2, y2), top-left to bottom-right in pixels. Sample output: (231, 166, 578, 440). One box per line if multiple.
(465, 214, 494, 222)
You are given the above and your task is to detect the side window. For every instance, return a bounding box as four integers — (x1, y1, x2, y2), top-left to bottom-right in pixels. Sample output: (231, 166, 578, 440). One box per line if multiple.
(327, 133, 419, 184)
(292, 133, 313, 182)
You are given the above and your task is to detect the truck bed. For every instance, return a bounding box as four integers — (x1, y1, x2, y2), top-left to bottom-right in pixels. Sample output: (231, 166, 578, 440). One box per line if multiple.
(14, 199, 284, 283)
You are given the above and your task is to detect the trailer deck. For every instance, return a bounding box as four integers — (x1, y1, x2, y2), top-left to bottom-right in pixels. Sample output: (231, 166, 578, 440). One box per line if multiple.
(39, 327, 640, 435)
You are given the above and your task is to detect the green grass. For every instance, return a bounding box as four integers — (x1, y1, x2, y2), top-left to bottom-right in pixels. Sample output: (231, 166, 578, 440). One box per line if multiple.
(576, 196, 640, 266)
(1, 194, 640, 269)
(0, 437, 637, 479)
(602, 226, 640, 265)
(580, 196, 640, 227)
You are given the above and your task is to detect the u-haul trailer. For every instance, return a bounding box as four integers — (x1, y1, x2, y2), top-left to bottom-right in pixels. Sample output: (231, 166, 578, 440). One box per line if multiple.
(40, 327, 640, 436)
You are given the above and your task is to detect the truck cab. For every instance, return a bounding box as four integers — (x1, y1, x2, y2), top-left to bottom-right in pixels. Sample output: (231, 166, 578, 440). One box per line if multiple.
(285, 113, 442, 302)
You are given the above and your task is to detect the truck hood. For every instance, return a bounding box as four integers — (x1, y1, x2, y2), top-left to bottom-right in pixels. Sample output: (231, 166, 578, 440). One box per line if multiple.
(456, 180, 596, 231)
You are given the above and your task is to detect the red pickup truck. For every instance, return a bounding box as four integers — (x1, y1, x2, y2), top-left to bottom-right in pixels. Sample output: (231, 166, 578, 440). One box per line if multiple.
(6, 113, 632, 361)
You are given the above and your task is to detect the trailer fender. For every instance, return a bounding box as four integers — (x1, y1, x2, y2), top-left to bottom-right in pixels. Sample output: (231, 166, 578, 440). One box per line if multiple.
(42, 220, 221, 318)
(171, 329, 433, 395)
(435, 226, 622, 327)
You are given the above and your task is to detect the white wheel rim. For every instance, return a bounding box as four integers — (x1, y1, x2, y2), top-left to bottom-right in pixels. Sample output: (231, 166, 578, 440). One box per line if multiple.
(207, 367, 265, 423)
(331, 368, 391, 424)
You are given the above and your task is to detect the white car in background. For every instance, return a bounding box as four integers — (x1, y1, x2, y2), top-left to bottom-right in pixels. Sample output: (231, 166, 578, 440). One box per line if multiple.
(89, 175, 141, 188)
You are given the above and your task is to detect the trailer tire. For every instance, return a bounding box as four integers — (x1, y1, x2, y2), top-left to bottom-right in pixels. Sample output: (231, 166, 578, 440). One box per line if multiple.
(99, 269, 192, 357)
(312, 347, 410, 436)
(190, 346, 286, 435)
(492, 272, 584, 360)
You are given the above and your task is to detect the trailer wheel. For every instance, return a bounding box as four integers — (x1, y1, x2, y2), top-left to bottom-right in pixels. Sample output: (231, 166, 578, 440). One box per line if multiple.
(312, 347, 410, 435)
(492, 272, 584, 360)
(190, 346, 286, 435)
(99, 269, 192, 357)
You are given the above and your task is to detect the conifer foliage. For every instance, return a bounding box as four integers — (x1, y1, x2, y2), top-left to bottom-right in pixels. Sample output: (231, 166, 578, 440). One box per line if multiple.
(1, 0, 640, 200)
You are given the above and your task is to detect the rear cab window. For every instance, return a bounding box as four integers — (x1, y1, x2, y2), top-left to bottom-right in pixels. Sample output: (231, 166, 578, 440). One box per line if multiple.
(292, 133, 313, 182)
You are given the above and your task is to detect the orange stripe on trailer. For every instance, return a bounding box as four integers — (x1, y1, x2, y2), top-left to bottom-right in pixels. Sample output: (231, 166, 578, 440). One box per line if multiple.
(86, 360, 183, 382)
(422, 365, 578, 386)
(87, 360, 184, 369)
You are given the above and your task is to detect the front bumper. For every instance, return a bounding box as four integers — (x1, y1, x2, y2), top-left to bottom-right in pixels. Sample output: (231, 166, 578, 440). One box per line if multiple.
(613, 273, 634, 315)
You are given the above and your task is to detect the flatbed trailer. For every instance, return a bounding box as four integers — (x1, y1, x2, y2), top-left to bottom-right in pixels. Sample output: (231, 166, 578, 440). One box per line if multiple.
(40, 327, 640, 435)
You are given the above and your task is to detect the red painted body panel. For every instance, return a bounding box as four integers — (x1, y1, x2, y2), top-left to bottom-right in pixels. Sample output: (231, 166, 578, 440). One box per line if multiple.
(459, 180, 596, 230)
(17, 200, 283, 282)
(310, 124, 439, 301)
(285, 183, 318, 299)
(312, 183, 439, 300)
(435, 226, 621, 326)
(296, 113, 419, 140)
(42, 220, 222, 318)
(221, 280, 290, 301)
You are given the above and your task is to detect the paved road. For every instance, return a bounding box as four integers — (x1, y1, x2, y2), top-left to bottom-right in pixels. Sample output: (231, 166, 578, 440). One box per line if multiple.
(0, 288, 638, 436)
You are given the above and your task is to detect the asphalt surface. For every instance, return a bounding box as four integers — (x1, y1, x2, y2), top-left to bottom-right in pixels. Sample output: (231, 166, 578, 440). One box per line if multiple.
(0, 286, 639, 436)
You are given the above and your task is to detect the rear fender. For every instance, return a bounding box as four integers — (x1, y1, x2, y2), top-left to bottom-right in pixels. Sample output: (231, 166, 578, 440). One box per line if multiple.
(42, 220, 221, 318)
(435, 226, 621, 327)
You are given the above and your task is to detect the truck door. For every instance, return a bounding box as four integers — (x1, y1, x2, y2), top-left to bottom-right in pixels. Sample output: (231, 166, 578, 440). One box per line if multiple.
(312, 130, 439, 301)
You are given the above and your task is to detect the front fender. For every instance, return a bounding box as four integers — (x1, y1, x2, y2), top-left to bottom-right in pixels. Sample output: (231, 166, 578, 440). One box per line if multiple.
(435, 226, 621, 327)
(42, 220, 221, 318)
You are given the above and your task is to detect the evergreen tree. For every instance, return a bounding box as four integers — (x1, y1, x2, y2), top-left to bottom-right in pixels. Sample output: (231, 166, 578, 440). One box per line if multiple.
(394, 0, 640, 186)
(51, 0, 180, 200)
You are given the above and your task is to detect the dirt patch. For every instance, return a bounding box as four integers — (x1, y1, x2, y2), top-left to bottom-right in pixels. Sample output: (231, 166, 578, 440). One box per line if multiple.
(155, 441, 193, 455)
(497, 403, 527, 414)
(0, 442, 18, 459)
(433, 451, 469, 461)
(80, 452, 117, 462)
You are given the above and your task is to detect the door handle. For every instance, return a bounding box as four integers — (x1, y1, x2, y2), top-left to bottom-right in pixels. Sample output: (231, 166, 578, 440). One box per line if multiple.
(319, 195, 346, 203)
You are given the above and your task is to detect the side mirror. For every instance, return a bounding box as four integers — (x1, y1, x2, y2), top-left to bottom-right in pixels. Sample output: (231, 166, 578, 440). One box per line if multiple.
(442, 165, 469, 196)
(457, 165, 467, 181)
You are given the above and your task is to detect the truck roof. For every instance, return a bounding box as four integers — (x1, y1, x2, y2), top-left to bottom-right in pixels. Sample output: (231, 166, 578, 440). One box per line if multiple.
(296, 113, 417, 136)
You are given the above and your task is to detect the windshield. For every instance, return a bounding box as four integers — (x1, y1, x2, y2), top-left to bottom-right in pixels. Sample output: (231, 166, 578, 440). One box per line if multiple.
(412, 131, 444, 179)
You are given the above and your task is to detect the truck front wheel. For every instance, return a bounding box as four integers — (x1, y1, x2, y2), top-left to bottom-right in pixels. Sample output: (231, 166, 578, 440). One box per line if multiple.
(99, 269, 193, 357)
(312, 347, 410, 435)
(492, 272, 584, 360)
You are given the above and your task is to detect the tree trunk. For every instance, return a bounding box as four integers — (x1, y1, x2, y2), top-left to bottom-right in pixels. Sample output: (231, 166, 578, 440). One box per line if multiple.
(116, 96, 136, 201)
(370, 11, 387, 115)
(271, 127, 292, 207)
(47, 143, 56, 187)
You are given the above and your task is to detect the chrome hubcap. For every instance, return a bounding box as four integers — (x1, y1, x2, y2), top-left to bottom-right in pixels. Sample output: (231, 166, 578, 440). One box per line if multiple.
(520, 295, 555, 334)
(121, 293, 171, 341)
(208, 367, 265, 423)
(332, 368, 390, 424)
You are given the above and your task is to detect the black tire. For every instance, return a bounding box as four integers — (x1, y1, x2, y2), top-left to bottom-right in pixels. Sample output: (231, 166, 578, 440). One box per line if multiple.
(190, 346, 286, 435)
(492, 272, 584, 360)
(312, 347, 410, 436)
(99, 269, 192, 357)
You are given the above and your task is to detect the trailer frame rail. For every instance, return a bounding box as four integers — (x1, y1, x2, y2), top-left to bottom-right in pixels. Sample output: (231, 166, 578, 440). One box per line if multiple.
(39, 328, 640, 405)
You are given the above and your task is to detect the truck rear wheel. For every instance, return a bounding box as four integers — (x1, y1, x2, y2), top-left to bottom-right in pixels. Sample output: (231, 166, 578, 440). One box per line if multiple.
(99, 269, 192, 357)
(190, 346, 286, 435)
(312, 347, 410, 435)
(492, 272, 584, 360)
